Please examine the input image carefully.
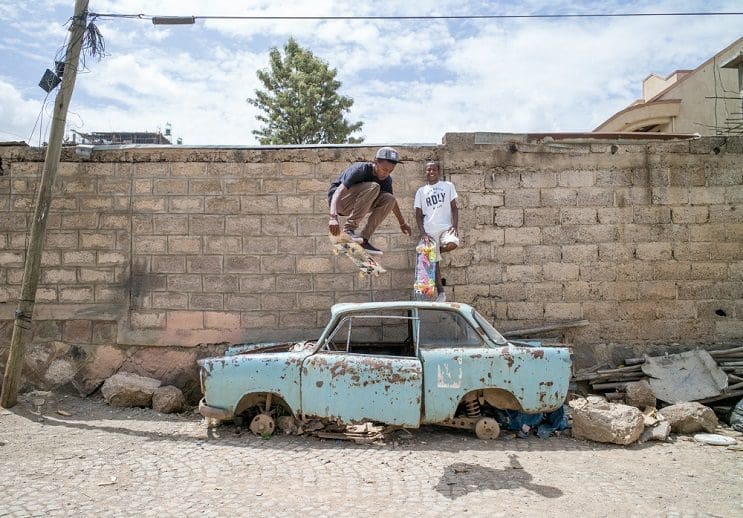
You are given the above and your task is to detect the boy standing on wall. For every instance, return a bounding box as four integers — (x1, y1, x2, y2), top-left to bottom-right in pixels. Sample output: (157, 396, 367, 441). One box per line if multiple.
(414, 161, 459, 301)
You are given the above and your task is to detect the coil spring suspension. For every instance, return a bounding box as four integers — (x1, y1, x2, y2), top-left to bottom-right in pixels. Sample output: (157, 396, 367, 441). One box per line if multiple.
(464, 397, 481, 417)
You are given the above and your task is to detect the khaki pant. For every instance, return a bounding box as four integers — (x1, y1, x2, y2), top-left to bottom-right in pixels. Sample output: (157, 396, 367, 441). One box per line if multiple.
(336, 182, 396, 240)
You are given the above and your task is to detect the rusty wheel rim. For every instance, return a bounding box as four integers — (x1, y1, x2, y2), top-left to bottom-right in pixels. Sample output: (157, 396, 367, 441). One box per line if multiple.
(249, 413, 275, 436)
(474, 417, 500, 440)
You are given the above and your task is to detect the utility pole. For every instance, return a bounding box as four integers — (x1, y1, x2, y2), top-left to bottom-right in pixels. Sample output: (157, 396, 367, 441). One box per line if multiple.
(1, 0, 90, 408)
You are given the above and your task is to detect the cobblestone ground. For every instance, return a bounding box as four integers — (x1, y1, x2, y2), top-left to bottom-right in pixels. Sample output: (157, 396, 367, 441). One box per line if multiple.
(0, 392, 741, 517)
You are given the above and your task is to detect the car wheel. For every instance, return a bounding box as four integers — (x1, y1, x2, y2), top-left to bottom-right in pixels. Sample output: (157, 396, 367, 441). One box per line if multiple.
(250, 413, 276, 436)
(474, 417, 500, 440)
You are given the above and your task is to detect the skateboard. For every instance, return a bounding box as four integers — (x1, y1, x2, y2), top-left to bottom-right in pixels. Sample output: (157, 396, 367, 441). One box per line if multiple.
(414, 242, 437, 300)
(330, 235, 386, 277)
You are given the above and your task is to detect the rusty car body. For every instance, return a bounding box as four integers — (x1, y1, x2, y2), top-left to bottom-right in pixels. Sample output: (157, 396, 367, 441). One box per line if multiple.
(197, 301, 572, 439)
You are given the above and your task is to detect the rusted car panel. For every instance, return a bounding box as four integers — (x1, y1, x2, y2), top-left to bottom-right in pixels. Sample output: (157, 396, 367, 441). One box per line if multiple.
(301, 353, 422, 427)
(420, 345, 571, 422)
(197, 301, 572, 439)
(199, 351, 308, 418)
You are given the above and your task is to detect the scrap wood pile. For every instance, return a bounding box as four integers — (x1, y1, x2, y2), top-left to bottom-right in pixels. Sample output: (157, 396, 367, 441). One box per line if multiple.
(573, 345, 743, 406)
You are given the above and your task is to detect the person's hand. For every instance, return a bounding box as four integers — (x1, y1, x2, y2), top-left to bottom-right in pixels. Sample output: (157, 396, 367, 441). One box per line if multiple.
(400, 222, 412, 236)
(329, 216, 340, 236)
(420, 234, 432, 245)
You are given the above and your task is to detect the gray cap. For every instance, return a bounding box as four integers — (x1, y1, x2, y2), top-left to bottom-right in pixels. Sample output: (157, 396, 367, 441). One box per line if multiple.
(375, 146, 401, 164)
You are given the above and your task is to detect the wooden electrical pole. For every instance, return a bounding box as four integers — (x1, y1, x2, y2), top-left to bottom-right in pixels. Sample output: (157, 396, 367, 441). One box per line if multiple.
(1, 0, 90, 408)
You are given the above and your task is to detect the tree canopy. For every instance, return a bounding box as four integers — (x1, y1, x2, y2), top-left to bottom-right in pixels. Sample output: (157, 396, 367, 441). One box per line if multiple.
(247, 38, 364, 145)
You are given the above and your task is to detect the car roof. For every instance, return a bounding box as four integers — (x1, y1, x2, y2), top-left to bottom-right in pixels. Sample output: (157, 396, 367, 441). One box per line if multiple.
(330, 300, 472, 318)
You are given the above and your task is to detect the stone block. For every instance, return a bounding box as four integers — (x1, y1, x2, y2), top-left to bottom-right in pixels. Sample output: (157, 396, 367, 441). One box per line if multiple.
(504, 188, 540, 208)
(204, 236, 241, 254)
(166, 274, 202, 292)
(225, 256, 261, 273)
(504, 227, 540, 245)
(168, 196, 203, 213)
(167, 237, 201, 254)
(544, 303, 582, 320)
(204, 311, 241, 329)
(225, 294, 261, 310)
(133, 197, 167, 212)
(190, 215, 226, 234)
(60, 287, 94, 303)
(206, 196, 240, 214)
(152, 215, 188, 234)
(171, 162, 207, 177)
(63, 320, 92, 343)
(493, 208, 523, 227)
(154, 179, 188, 194)
(524, 207, 559, 226)
(131, 311, 167, 329)
(506, 302, 543, 320)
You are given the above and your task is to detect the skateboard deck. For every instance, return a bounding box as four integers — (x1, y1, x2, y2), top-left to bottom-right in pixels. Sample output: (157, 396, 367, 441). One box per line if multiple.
(331, 236, 386, 277)
(414, 242, 437, 300)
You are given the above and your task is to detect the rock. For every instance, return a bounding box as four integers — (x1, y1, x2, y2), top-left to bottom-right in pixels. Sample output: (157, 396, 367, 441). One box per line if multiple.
(658, 402, 718, 434)
(73, 346, 126, 396)
(639, 421, 672, 443)
(569, 397, 644, 445)
(152, 386, 185, 414)
(693, 433, 736, 446)
(101, 372, 161, 408)
(625, 380, 656, 410)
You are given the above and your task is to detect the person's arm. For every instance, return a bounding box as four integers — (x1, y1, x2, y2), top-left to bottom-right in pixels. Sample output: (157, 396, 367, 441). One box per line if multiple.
(415, 207, 430, 244)
(392, 201, 412, 236)
(328, 184, 347, 236)
(450, 199, 459, 233)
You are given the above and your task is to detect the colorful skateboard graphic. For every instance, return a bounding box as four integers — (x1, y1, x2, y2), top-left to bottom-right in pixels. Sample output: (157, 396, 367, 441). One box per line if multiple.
(330, 235, 386, 277)
(414, 242, 437, 300)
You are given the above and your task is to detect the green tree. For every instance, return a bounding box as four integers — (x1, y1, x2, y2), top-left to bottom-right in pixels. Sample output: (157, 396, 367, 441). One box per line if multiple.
(248, 38, 364, 145)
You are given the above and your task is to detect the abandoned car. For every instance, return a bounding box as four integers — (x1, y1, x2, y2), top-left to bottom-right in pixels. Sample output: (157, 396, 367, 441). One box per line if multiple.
(198, 301, 572, 439)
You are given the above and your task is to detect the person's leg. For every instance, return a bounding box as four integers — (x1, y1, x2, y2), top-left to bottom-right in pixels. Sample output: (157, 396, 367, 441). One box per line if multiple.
(359, 191, 395, 240)
(430, 230, 445, 299)
(336, 182, 380, 233)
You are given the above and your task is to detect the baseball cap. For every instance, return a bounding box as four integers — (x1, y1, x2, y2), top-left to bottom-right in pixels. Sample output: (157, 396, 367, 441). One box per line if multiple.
(375, 147, 401, 164)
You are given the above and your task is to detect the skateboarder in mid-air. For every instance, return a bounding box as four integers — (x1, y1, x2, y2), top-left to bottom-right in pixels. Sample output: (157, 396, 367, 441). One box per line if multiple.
(414, 161, 459, 301)
(328, 147, 412, 255)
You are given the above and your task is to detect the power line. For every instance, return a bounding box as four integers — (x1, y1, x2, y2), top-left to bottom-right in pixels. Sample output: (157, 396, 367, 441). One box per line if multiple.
(89, 11, 743, 22)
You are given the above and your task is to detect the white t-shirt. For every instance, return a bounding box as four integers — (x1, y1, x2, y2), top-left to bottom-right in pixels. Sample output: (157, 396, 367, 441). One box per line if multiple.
(414, 181, 458, 235)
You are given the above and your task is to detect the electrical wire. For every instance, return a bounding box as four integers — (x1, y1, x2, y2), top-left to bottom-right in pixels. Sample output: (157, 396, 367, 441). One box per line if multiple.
(88, 11, 743, 21)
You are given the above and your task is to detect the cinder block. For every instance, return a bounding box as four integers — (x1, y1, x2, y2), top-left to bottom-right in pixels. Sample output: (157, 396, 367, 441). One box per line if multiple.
(131, 311, 167, 329)
(63, 320, 92, 342)
(166, 311, 203, 329)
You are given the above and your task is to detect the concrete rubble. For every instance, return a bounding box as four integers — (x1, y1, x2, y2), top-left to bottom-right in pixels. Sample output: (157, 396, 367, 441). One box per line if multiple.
(100, 372, 186, 414)
(568, 396, 645, 445)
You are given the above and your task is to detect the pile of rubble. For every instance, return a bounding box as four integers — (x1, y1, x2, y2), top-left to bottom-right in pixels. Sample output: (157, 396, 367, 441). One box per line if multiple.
(573, 345, 743, 404)
(570, 345, 743, 446)
(100, 372, 186, 414)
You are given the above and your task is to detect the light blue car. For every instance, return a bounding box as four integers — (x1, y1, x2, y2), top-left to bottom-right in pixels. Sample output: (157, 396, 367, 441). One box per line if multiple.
(198, 301, 572, 439)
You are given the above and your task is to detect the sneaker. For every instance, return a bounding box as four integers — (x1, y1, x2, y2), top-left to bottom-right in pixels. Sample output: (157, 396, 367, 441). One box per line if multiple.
(343, 230, 364, 243)
(361, 240, 383, 256)
(436, 290, 446, 302)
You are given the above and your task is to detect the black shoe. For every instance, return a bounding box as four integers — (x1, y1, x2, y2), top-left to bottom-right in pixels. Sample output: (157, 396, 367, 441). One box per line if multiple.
(361, 240, 383, 256)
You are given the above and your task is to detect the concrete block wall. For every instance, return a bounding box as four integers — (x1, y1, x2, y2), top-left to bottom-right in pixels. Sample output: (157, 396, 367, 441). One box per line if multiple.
(439, 133, 742, 365)
(0, 134, 741, 381)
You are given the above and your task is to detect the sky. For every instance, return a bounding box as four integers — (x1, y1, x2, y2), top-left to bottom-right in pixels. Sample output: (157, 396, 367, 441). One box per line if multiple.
(0, 1, 741, 146)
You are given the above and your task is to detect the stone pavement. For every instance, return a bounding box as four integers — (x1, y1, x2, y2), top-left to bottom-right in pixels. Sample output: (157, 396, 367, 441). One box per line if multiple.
(0, 392, 741, 517)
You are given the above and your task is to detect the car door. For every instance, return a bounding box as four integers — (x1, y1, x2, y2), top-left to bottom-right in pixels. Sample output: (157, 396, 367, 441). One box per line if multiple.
(417, 307, 503, 423)
(300, 312, 423, 427)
